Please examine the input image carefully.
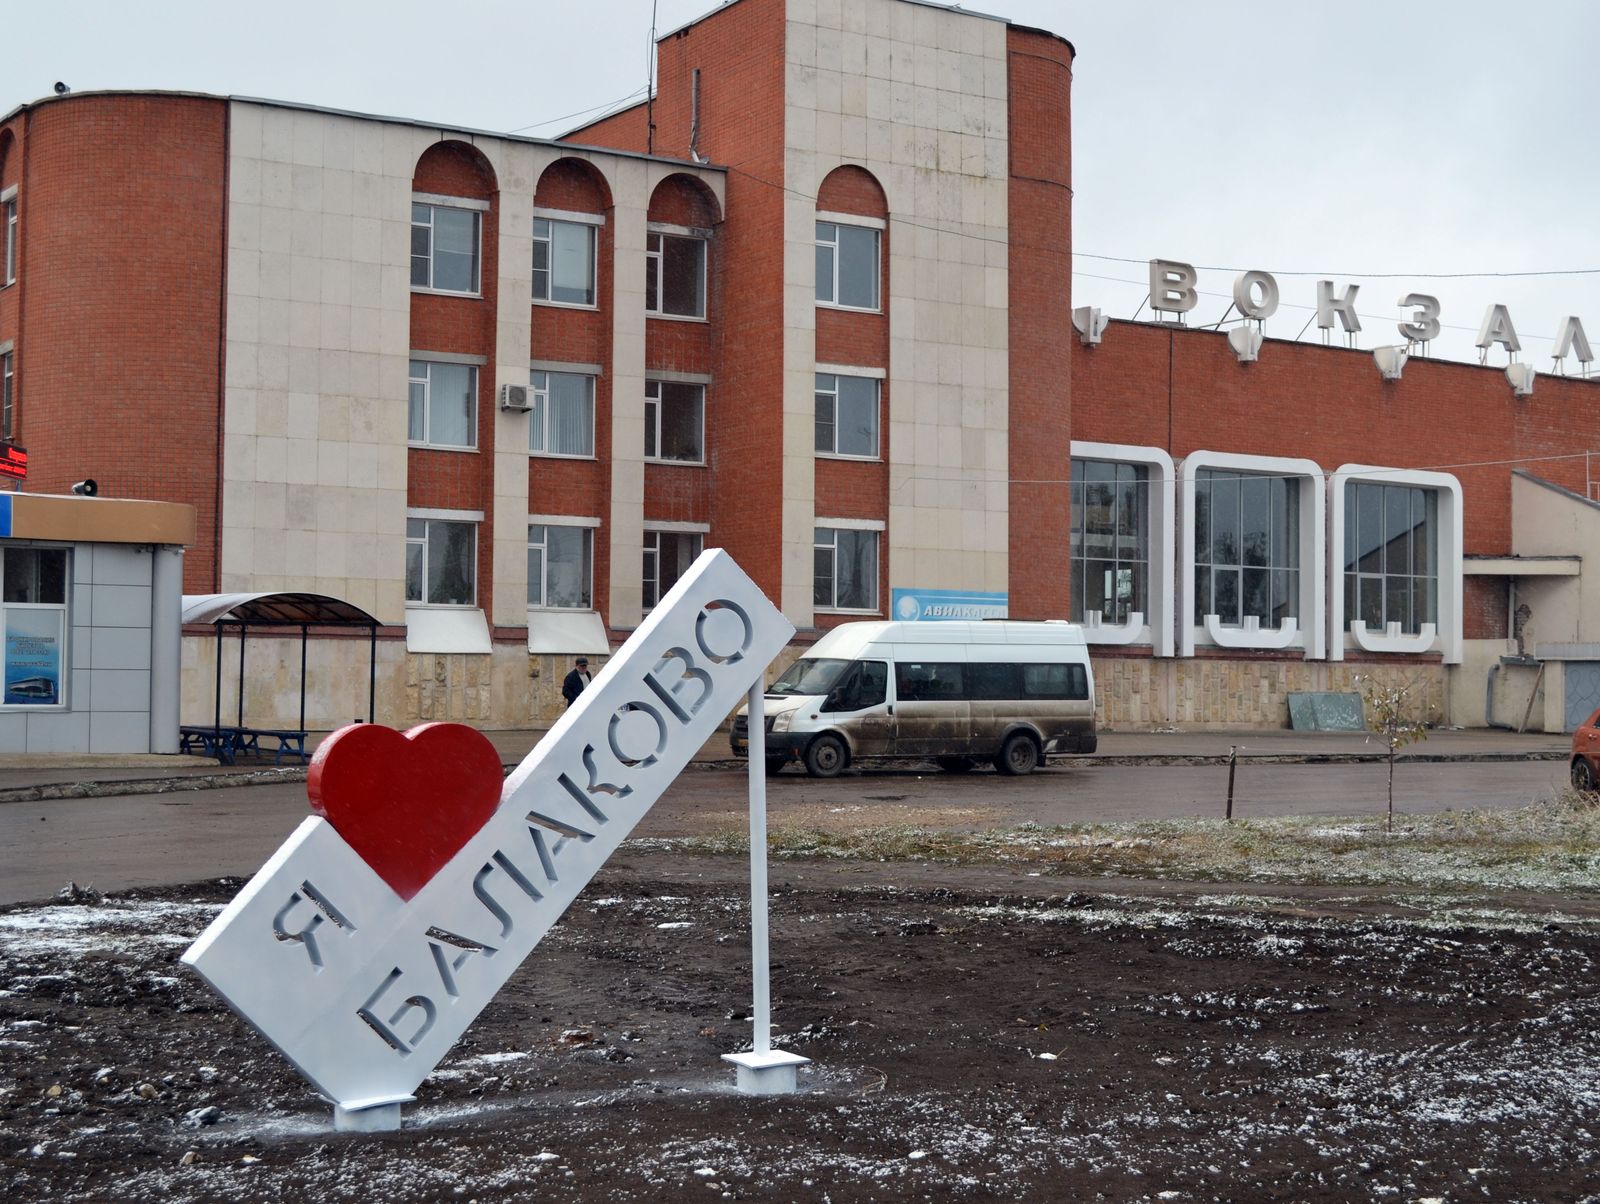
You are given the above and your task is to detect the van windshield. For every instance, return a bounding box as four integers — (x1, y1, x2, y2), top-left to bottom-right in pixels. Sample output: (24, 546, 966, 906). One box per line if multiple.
(768, 658, 849, 696)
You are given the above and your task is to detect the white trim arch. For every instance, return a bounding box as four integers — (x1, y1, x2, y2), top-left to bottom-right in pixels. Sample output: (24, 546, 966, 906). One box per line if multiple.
(1328, 465, 1463, 665)
(1179, 451, 1326, 659)
(1070, 441, 1175, 657)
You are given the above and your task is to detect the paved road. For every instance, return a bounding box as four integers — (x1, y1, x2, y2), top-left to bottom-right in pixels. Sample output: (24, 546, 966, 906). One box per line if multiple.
(0, 758, 1570, 906)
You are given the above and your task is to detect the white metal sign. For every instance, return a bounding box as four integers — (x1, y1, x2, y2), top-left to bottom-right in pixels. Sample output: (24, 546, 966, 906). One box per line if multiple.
(183, 549, 794, 1124)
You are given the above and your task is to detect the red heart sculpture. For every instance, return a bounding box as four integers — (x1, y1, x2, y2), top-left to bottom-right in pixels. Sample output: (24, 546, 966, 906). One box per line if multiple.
(307, 722, 504, 901)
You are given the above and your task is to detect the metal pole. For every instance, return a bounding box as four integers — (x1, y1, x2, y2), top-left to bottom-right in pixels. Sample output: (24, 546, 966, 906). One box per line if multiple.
(368, 624, 377, 724)
(1226, 745, 1237, 822)
(212, 622, 222, 735)
(746, 680, 771, 1055)
(299, 624, 308, 735)
(237, 624, 246, 728)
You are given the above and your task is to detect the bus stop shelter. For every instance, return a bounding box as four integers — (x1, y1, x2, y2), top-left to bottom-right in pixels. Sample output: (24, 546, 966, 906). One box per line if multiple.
(180, 592, 381, 763)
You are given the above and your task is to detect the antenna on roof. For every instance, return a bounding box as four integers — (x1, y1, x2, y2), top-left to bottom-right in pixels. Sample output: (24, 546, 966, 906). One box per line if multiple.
(646, 0, 658, 155)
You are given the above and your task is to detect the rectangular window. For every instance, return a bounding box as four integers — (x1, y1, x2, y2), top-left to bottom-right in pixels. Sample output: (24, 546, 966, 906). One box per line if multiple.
(815, 220, 880, 310)
(1, 547, 67, 707)
(1069, 458, 1149, 625)
(405, 519, 476, 606)
(3, 196, 15, 286)
(1193, 469, 1299, 628)
(527, 524, 593, 609)
(643, 530, 704, 610)
(814, 373, 879, 458)
(814, 527, 879, 611)
(1344, 482, 1438, 635)
(529, 371, 595, 457)
(410, 203, 480, 294)
(408, 360, 477, 449)
(645, 232, 706, 318)
(532, 217, 597, 306)
(1, 353, 12, 442)
(895, 661, 965, 702)
(644, 380, 705, 463)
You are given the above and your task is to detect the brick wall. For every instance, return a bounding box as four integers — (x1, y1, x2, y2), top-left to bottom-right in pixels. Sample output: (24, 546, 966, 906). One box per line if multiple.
(12, 95, 224, 592)
(530, 157, 615, 615)
(608, 0, 789, 600)
(1072, 321, 1600, 557)
(409, 140, 499, 610)
(1007, 27, 1074, 620)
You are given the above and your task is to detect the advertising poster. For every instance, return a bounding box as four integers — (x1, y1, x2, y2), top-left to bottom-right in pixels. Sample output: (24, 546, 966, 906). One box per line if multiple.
(5, 609, 62, 705)
(890, 587, 1008, 622)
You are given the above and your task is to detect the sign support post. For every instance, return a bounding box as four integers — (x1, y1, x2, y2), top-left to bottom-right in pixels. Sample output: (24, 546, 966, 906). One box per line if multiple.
(721, 680, 809, 1093)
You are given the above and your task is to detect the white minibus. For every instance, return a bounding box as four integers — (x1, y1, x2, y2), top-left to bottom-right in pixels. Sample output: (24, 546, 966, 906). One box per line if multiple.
(731, 620, 1096, 777)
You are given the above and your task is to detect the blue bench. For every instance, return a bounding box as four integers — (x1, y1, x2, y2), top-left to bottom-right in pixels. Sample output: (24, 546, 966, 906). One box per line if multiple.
(181, 726, 310, 765)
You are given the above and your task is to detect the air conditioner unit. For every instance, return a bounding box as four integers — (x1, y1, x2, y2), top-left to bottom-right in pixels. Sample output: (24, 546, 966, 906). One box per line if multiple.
(499, 383, 530, 412)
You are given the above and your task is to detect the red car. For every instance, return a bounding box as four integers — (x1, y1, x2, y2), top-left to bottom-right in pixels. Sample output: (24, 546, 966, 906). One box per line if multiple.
(1571, 707, 1600, 790)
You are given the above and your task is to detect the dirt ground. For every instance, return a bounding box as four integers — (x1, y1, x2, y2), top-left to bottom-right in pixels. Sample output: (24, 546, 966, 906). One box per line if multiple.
(2, 850, 1598, 1203)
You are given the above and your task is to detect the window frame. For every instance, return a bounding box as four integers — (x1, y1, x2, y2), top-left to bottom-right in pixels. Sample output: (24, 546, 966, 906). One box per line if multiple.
(814, 524, 881, 614)
(1192, 467, 1301, 632)
(1, 351, 12, 442)
(408, 358, 479, 452)
(0, 545, 70, 710)
(644, 378, 706, 465)
(1070, 456, 1150, 628)
(528, 369, 596, 459)
(2, 190, 16, 288)
(532, 213, 601, 309)
(642, 527, 706, 611)
(814, 370, 881, 459)
(1179, 451, 1325, 658)
(526, 521, 595, 610)
(410, 199, 483, 297)
(815, 218, 882, 312)
(405, 515, 479, 608)
(645, 227, 708, 320)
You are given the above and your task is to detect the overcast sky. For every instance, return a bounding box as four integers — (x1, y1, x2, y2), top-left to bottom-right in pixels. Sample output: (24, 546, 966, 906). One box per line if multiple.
(11, 0, 1597, 368)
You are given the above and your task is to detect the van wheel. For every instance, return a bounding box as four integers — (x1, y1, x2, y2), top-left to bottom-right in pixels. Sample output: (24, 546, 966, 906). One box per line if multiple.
(804, 734, 848, 778)
(935, 756, 976, 773)
(995, 733, 1040, 776)
(765, 755, 788, 775)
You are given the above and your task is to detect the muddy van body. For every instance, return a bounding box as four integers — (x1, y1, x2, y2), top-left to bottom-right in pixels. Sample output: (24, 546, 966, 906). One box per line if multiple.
(731, 620, 1096, 778)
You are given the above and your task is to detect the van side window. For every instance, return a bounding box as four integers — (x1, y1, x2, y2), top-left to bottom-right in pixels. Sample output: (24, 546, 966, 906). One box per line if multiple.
(896, 662, 965, 701)
(1021, 663, 1089, 700)
(967, 663, 1020, 700)
(826, 660, 888, 711)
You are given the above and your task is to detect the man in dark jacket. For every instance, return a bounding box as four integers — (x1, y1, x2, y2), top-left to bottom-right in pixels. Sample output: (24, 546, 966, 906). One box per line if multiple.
(561, 657, 592, 707)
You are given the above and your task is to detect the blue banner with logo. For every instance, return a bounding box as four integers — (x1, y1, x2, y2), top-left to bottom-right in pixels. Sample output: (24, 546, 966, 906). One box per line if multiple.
(890, 588, 1008, 622)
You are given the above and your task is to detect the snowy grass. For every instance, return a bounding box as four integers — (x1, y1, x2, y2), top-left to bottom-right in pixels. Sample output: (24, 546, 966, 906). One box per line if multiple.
(642, 791, 1600, 894)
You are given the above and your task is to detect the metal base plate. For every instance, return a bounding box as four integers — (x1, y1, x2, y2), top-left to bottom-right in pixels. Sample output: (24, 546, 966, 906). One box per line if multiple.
(721, 1049, 810, 1095)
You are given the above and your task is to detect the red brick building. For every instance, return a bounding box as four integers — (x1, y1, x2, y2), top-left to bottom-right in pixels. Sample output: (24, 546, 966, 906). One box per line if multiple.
(0, 0, 1594, 732)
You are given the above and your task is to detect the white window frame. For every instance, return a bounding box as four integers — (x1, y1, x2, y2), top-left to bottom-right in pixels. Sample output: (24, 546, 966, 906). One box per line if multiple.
(643, 525, 708, 611)
(1, 349, 13, 442)
(1070, 442, 1176, 655)
(408, 357, 479, 452)
(1179, 451, 1325, 659)
(527, 517, 598, 610)
(815, 213, 883, 313)
(813, 366, 882, 459)
(0, 545, 70, 709)
(532, 208, 602, 310)
(410, 196, 484, 297)
(814, 520, 883, 614)
(405, 510, 481, 609)
(1329, 465, 1463, 664)
(528, 367, 596, 459)
(2, 187, 16, 288)
(645, 225, 709, 320)
(644, 378, 706, 465)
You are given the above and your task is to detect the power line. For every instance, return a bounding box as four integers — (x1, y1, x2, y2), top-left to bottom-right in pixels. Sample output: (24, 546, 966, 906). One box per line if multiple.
(506, 85, 651, 135)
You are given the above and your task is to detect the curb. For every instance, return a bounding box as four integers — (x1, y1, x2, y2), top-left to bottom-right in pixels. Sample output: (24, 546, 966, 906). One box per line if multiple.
(0, 750, 1568, 804)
